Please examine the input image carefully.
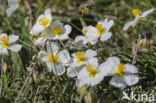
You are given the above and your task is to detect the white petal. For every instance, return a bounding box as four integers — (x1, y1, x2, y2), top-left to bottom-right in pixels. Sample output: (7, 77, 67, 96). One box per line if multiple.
(106, 20, 114, 30)
(52, 64, 66, 76)
(34, 37, 46, 45)
(9, 34, 19, 44)
(38, 51, 47, 59)
(142, 8, 154, 17)
(0, 33, 7, 38)
(98, 19, 107, 25)
(90, 69, 105, 86)
(44, 9, 52, 22)
(30, 23, 44, 35)
(74, 36, 88, 46)
(100, 32, 112, 41)
(123, 21, 133, 31)
(124, 75, 139, 86)
(76, 68, 90, 87)
(87, 58, 98, 68)
(98, 61, 113, 76)
(41, 56, 48, 62)
(84, 49, 97, 58)
(46, 62, 53, 72)
(54, 34, 68, 40)
(64, 24, 72, 35)
(110, 76, 126, 89)
(44, 9, 51, 15)
(86, 26, 99, 44)
(105, 56, 120, 75)
(0, 48, 8, 55)
(6, 4, 18, 16)
(8, 44, 22, 52)
(106, 56, 120, 67)
(124, 63, 138, 74)
(58, 50, 70, 64)
(46, 42, 59, 54)
(67, 67, 78, 78)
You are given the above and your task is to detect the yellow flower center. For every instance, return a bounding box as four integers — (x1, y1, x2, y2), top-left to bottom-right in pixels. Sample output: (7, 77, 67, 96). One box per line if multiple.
(96, 24, 105, 35)
(38, 16, 50, 27)
(135, 16, 146, 24)
(86, 64, 98, 78)
(0, 36, 9, 48)
(47, 54, 58, 64)
(42, 34, 46, 39)
(139, 16, 146, 21)
(83, 29, 88, 38)
(83, 29, 88, 36)
(114, 63, 126, 77)
(75, 51, 85, 64)
(132, 9, 139, 17)
(52, 26, 62, 37)
(36, 34, 41, 38)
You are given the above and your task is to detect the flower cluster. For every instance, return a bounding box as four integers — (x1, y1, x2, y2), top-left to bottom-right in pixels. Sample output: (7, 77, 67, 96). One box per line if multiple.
(29, 8, 155, 91)
(2, 7, 154, 100)
(30, 9, 72, 46)
(75, 19, 114, 46)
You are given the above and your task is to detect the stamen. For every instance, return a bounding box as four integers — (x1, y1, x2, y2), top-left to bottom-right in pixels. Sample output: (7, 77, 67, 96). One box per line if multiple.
(132, 9, 139, 17)
(52, 26, 61, 37)
(75, 51, 85, 64)
(0, 36, 9, 48)
(86, 64, 98, 78)
(96, 24, 105, 35)
(114, 63, 125, 77)
(47, 54, 58, 64)
(38, 16, 50, 27)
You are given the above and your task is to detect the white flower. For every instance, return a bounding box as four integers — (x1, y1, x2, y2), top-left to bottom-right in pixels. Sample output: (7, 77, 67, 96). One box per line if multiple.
(39, 42, 70, 76)
(6, 0, 19, 16)
(0, 33, 22, 55)
(67, 49, 97, 77)
(74, 25, 98, 46)
(104, 56, 139, 89)
(76, 58, 106, 88)
(30, 9, 52, 35)
(33, 33, 46, 46)
(123, 8, 154, 31)
(75, 19, 113, 46)
(44, 20, 72, 40)
(95, 19, 114, 41)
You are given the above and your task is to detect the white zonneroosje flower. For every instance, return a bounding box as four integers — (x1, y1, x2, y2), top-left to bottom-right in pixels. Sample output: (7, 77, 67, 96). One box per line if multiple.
(30, 9, 52, 35)
(43, 20, 72, 40)
(6, 0, 19, 16)
(95, 19, 114, 41)
(74, 25, 98, 46)
(123, 8, 154, 31)
(104, 56, 139, 89)
(39, 42, 70, 76)
(75, 19, 113, 46)
(33, 33, 46, 46)
(0, 33, 22, 55)
(76, 58, 106, 88)
(67, 49, 97, 77)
